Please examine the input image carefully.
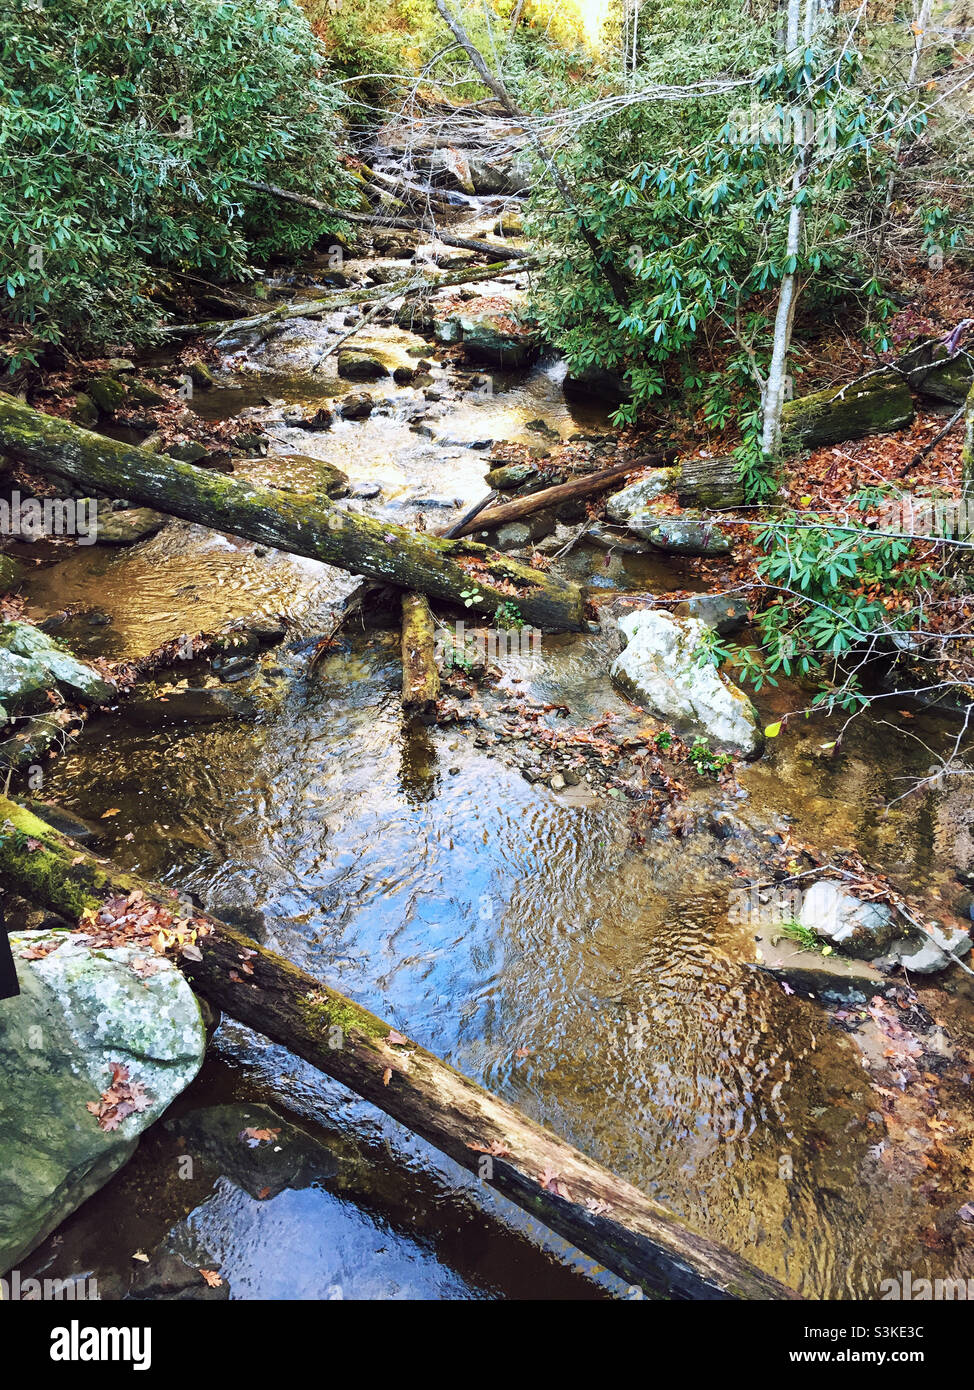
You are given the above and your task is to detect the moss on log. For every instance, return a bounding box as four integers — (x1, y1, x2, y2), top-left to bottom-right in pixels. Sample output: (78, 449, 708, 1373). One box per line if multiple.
(780, 373, 914, 454)
(0, 395, 586, 632)
(0, 797, 799, 1301)
(401, 592, 440, 715)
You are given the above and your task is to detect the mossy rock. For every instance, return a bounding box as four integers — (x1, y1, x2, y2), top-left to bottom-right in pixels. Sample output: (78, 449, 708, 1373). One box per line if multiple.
(0, 553, 24, 592)
(337, 348, 391, 382)
(124, 379, 167, 407)
(84, 376, 127, 414)
(780, 373, 914, 453)
(70, 393, 98, 427)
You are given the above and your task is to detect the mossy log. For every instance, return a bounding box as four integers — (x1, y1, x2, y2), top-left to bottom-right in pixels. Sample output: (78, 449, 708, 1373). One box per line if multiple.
(0, 395, 586, 632)
(401, 592, 440, 715)
(166, 257, 536, 340)
(455, 452, 675, 539)
(780, 373, 914, 454)
(896, 337, 974, 405)
(676, 455, 745, 509)
(0, 797, 798, 1301)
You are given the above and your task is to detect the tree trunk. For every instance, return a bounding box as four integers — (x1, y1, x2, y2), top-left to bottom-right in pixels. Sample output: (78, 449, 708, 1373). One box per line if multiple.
(455, 452, 676, 538)
(677, 455, 745, 509)
(0, 395, 587, 632)
(0, 798, 798, 1301)
(401, 592, 440, 715)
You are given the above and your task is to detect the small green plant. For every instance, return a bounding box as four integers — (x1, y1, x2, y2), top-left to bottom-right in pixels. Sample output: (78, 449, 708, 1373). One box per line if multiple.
(775, 919, 833, 956)
(494, 601, 524, 630)
(653, 729, 673, 751)
(444, 641, 473, 674)
(688, 737, 733, 777)
(459, 587, 482, 610)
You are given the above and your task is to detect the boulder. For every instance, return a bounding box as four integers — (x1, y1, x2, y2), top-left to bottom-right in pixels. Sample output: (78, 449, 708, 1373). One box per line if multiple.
(338, 392, 374, 421)
(605, 470, 679, 522)
(675, 592, 749, 635)
(84, 376, 126, 414)
(0, 931, 205, 1270)
(492, 212, 524, 237)
(628, 514, 733, 556)
(467, 155, 525, 195)
(428, 147, 475, 195)
(798, 880, 972, 973)
(337, 349, 390, 382)
(94, 508, 168, 545)
(0, 622, 115, 711)
(610, 609, 763, 756)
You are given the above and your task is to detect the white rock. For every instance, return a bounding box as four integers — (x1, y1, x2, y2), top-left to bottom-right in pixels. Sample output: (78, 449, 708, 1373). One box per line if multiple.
(609, 609, 763, 756)
(605, 470, 679, 523)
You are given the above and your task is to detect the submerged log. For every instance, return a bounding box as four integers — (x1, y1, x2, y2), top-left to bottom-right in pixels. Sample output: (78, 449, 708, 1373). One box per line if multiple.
(401, 592, 440, 715)
(0, 395, 586, 632)
(455, 452, 676, 539)
(780, 373, 914, 454)
(677, 455, 745, 509)
(0, 798, 798, 1301)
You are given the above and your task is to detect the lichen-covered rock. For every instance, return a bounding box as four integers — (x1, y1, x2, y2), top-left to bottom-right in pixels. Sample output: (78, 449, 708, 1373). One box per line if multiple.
(337, 348, 391, 382)
(610, 609, 763, 756)
(0, 622, 115, 705)
(781, 373, 914, 453)
(605, 470, 679, 522)
(93, 508, 168, 545)
(628, 514, 733, 556)
(0, 931, 205, 1270)
(676, 592, 749, 635)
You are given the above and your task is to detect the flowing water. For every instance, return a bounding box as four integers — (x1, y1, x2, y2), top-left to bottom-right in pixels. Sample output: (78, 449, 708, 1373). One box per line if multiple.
(16, 204, 974, 1301)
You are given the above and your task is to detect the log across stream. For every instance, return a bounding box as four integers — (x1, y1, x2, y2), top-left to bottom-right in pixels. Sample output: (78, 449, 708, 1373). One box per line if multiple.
(0, 799, 796, 1300)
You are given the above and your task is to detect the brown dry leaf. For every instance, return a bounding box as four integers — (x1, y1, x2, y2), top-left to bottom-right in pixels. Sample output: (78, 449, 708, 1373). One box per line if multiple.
(387, 1029, 409, 1047)
(257, 1187, 272, 1201)
(382, 1066, 393, 1086)
(100, 808, 121, 818)
(199, 1269, 223, 1288)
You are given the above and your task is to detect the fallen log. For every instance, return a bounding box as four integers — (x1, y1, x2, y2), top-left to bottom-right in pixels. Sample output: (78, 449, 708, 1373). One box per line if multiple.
(240, 178, 525, 262)
(0, 798, 798, 1301)
(780, 373, 914, 454)
(677, 455, 745, 509)
(0, 395, 586, 631)
(165, 256, 536, 341)
(401, 592, 440, 715)
(456, 452, 676, 539)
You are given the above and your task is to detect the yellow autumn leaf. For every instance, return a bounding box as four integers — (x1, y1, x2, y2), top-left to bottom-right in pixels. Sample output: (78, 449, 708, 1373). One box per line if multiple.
(764, 721, 782, 738)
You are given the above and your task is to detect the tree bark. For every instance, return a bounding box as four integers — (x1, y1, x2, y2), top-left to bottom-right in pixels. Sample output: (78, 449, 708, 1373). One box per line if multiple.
(0, 395, 587, 632)
(0, 798, 798, 1301)
(677, 455, 745, 509)
(455, 452, 676, 538)
(401, 592, 440, 715)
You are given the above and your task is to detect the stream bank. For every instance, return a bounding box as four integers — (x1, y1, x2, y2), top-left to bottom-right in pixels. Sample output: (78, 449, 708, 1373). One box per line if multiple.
(3, 178, 974, 1302)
